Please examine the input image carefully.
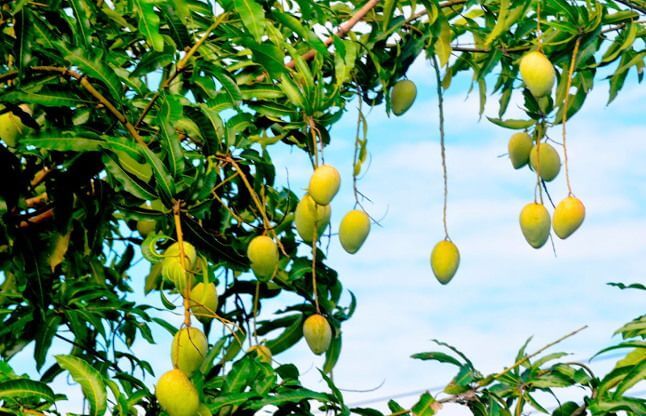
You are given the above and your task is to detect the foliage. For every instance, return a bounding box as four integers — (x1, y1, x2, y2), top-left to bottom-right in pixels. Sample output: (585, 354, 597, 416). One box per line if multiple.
(0, 0, 644, 415)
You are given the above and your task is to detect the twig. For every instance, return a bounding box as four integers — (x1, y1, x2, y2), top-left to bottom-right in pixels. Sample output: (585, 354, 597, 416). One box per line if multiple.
(431, 56, 450, 240)
(173, 201, 192, 328)
(561, 37, 582, 196)
(19, 208, 54, 228)
(136, 14, 228, 127)
(29, 66, 147, 148)
(255, 0, 380, 82)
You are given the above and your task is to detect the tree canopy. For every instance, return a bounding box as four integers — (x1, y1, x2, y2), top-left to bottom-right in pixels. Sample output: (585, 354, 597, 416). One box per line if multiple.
(0, 0, 644, 415)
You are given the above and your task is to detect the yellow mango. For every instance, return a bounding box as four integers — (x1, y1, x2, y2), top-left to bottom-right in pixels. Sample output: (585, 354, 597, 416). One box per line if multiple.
(391, 79, 417, 116)
(529, 142, 561, 182)
(171, 327, 208, 375)
(190, 282, 218, 320)
(308, 164, 341, 205)
(508, 132, 533, 169)
(553, 196, 585, 239)
(303, 314, 332, 355)
(247, 235, 279, 281)
(155, 369, 199, 416)
(0, 105, 30, 147)
(294, 194, 331, 244)
(519, 202, 551, 248)
(248, 344, 272, 364)
(338, 210, 371, 254)
(430, 240, 460, 285)
(519, 51, 555, 97)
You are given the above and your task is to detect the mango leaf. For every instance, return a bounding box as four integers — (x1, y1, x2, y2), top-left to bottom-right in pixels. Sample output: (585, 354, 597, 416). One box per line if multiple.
(435, 19, 452, 67)
(21, 131, 104, 152)
(1, 89, 88, 107)
(156, 93, 184, 177)
(484, 0, 509, 46)
(49, 231, 72, 271)
(134, 0, 164, 52)
(412, 391, 437, 416)
(55, 355, 107, 416)
(0, 379, 56, 402)
(63, 47, 122, 102)
(265, 314, 303, 354)
(411, 351, 462, 367)
(233, 0, 266, 42)
(487, 117, 535, 130)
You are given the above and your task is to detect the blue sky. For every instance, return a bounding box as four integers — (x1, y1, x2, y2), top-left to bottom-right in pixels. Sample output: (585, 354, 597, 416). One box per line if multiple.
(10, 56, 645, 414)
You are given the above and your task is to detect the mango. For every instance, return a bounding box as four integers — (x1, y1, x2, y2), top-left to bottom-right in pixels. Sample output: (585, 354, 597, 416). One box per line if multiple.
(302, 314, 332, 355)
(190, 282, 218, 320)
(171, 327, 208, 375)
(155, 369, 199, 416)
(136, 219, 156, 237)
(247, 235, 279, 281)
(294, 194, 331, 244)
(529, 142, 561, 182)
(553, 196, 585, 239)
(519, 202, 551, 248)
(430, 240, 460, 285)
(508, 132, 533, 169)
(196, 404, 211, 416)
(161, 242, 198, 292)
(308, 164, 341, 205)
(0, 105, 30, 147)
(519, 51, 555, 97)
(391, 79, 417, 116)
(339, 210, 371, 254)
(248, 344, 272, 364)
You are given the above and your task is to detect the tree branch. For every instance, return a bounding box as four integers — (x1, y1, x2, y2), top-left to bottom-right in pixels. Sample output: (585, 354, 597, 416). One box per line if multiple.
(255, 0, 381, 82)
(615, 0, 646, 14)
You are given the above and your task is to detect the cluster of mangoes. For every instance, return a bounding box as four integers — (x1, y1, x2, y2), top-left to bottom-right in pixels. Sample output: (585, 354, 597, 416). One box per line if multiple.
(245, 163, 373, 356)
(512, 51, 586, 249)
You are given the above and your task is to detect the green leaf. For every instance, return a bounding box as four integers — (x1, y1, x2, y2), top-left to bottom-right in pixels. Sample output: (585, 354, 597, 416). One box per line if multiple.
(323, 332, 342, 373)
(485, 0, 509, 46)
(487, 117, 535, 130)
(411, 351, 463, 367)
(55, 355, 107, 416)
(63, 47, 123, 102)
(435, 19, 452, 67)
(1, 89, 87, 107)
(103, 155, 157, 201)
(411, 392, 437, 416)
(613, 358, 646, 398)
(156, 93, 184, 177)
(265, 314, 303, 354)
(233, 0, 266, 42)
(134, 0, 164, 52)
(0, 379, 56, 402)
(21, 131, 104, 152)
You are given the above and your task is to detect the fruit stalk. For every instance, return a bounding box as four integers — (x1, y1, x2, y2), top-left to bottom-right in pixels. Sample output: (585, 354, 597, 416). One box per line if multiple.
(561, 37, 581, 196)
(431, 56, 450, 239)
(173, 201, 192, 328)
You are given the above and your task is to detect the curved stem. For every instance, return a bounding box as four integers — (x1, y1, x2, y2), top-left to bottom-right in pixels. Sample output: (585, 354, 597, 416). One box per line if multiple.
(431, 56, 450, 240)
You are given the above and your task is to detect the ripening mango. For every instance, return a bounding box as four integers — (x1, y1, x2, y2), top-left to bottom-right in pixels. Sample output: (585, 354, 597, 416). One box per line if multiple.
(303, 314, 332, 355)
(391, 79, 417, 116)
(338, 210, 371, 254)
(519, 202, 551, 248)
(161, 242, 198, 292)
(294, 194, 331, 244)
(155, 369, 199, 416)
(529, 142, 561, 182)
(190, 282, 218, 320)
(519, 51, 556, 97)
(0, 105, 30, 147)
(136, 219, 156, 237)
(248, 344, 272, 364)
(171, 327, 208, 375)
(308, 164, 341, 205)
(508, 132, 533, 169)
(196, 404, 211, 416)
(553, 196, 585, 239)
(430, 240, 460, 285)
(247, 235, 279, 281)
